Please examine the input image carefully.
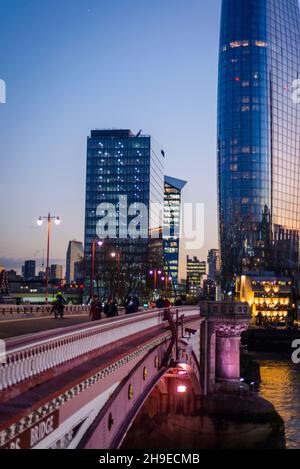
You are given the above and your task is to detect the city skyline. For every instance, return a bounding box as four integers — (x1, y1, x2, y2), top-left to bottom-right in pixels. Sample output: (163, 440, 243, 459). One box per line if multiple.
(0, 0, 221, 270)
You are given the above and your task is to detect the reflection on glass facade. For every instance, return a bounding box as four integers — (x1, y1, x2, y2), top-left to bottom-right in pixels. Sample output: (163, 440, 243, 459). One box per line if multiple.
(84, 129, 164, 296)
(218, 0, 300, 281)
(163, 176, 187, 291)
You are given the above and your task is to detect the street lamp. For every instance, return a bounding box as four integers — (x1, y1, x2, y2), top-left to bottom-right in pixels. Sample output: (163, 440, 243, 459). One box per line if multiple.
(90, 238, 104, 299)
(149, 269, 163, 291)
(110, 251, 121, 299)
(36, 213, 61, 303)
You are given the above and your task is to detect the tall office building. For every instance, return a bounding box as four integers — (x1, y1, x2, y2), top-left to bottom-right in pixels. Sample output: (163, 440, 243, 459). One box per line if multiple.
(186, 256, 206, 297)
(218, 0, 300, 282)
(50, 264, 63, 281)
(66, 241, 84, 284)
(207, 249, 220, 281)
(23, 260, 36, 280)
(84, 129, 164, 297)
(163, 176, 187, 291)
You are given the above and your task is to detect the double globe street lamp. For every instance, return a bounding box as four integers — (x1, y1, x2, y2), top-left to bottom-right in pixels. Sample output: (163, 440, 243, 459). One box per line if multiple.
(37, 213, 61, 303)
(149, 269, 172, 293)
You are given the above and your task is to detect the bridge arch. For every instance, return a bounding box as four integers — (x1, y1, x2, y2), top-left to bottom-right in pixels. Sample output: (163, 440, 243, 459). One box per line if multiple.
(78, 338, 202, 449)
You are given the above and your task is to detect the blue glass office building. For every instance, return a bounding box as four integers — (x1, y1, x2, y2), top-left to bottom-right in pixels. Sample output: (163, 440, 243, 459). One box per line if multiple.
(218, 0, 300, 281)
(163, 176, 187, 292)
(84, 130, 164, 297)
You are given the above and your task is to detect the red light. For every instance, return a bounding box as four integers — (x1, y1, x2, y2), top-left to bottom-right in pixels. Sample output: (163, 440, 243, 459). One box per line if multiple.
(177, 385, 187, 394)
(235, 77, 240, 82)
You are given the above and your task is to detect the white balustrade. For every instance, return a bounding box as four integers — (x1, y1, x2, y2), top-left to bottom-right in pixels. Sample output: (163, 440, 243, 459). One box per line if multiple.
(0, 307, 200, 392)
(0, 304, 90, 321)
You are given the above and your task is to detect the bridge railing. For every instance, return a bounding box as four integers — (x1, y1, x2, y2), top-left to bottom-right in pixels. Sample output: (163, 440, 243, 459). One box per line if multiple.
(0, 304, 90, 321)
(0, 307, 200, 392)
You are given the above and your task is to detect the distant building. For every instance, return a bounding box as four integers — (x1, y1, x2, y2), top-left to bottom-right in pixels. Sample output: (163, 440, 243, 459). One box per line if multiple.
(0, 270, 9, 296)
(66, 241, 84, 284)
(187, 256, 206, 297)
(38, 271, 46, 281)
(237, 273, 294, 324)
(163, 176, 187, 292)
(202, 279, 217, 301)
(23, 260, 36, 280)
(207, 249, 220, 282)
(50, 264, 63, 281)
(74, 261, 84, 283)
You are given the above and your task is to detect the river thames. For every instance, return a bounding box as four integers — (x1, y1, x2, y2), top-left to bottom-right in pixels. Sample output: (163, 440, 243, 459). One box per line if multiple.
(258, 356, 300, 449)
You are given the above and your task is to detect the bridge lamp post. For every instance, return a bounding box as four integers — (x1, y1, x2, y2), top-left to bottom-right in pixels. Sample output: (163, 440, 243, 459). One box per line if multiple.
(90, 238, 104, 299)
(110, 251, 121, 300)
(36, 213, 61, 304)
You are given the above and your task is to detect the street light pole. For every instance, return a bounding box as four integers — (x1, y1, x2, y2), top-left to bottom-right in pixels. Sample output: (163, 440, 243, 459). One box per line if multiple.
(90, 238, 104, 299)
(111, 251, 121, 300)
(46, 213, 51, 304)
(37, 213, 61, 304)
(90, 238, 96, 300)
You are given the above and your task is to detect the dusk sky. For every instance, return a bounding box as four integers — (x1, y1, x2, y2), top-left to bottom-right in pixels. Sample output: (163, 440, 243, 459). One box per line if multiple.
(0, 0, 221, 273)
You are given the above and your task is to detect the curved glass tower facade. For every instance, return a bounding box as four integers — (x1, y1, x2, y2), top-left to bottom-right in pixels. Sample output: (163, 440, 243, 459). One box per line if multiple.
(218, 0, 300, 281)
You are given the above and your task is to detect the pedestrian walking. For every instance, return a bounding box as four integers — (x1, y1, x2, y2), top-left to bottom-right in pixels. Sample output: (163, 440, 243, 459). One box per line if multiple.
(90, 295, 102, 321)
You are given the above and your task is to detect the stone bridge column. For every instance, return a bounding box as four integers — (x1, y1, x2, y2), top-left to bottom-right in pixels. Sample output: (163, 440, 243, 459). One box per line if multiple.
(215, 322, 248, 382)
(201, 301, 251, 393)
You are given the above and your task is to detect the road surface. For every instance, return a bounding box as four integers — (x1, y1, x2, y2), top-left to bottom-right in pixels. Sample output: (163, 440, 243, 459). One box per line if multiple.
(0, 315, 90, 340)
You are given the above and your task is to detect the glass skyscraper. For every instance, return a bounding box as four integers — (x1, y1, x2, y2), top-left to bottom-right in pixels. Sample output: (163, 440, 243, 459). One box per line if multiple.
(218, 0, 300, 282)
(163, 176, 187, 291)
(84, 129, 164, 297)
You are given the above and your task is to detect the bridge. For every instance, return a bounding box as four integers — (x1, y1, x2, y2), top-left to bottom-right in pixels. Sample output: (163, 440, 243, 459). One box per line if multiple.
(0, 303, 250, 450)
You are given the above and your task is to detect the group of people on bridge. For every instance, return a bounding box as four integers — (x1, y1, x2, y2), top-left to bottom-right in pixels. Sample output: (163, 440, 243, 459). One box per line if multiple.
(89, 295, 184, 322)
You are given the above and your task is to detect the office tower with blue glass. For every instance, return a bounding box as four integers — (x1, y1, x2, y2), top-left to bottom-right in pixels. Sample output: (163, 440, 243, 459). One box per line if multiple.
(218, 0, 300, 281)
(84, 129, 164, 297)
(163, 176, 187, 292)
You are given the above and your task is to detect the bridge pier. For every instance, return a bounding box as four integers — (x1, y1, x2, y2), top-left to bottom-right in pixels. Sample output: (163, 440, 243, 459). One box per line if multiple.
(201, 301, 251, 393)
(216, 333, 242, 382)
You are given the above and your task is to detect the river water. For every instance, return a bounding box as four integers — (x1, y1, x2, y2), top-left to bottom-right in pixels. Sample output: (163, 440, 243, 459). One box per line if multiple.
(258, 355, 300, 449)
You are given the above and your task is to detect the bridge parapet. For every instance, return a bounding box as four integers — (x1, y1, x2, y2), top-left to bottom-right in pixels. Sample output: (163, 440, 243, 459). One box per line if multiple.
(0, 306, 202, 449)
(0, 304, 90, 321)
(0, 307, 200, 395)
